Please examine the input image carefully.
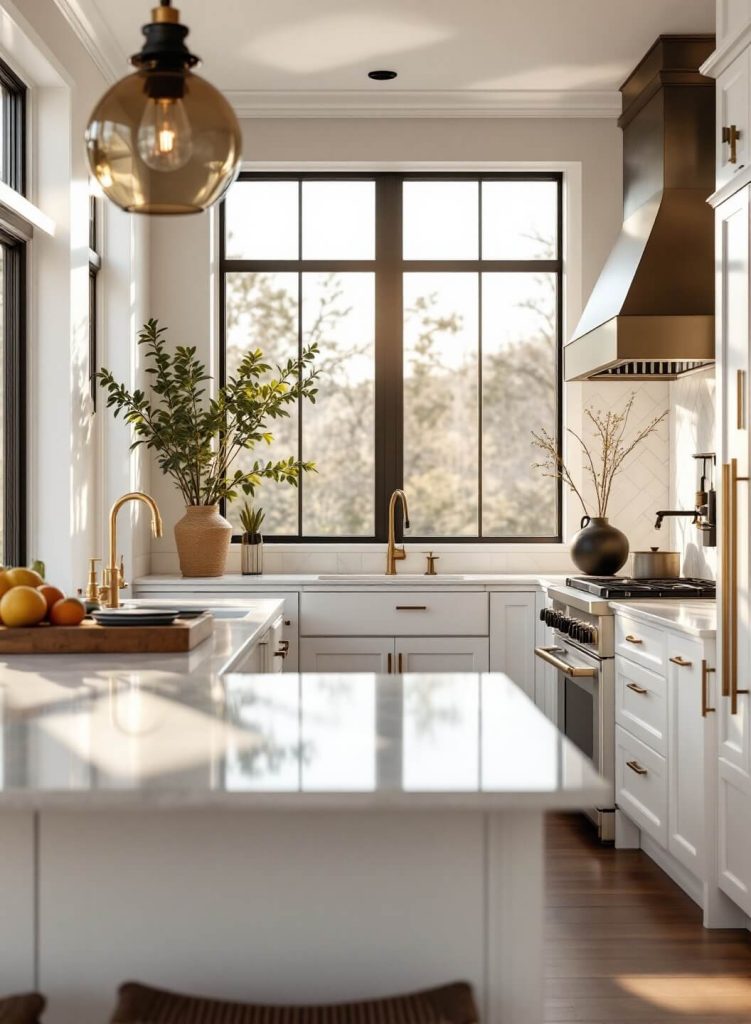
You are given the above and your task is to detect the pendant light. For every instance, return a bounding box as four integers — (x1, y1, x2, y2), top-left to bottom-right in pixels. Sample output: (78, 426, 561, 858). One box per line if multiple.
(84, 1, 242, 215)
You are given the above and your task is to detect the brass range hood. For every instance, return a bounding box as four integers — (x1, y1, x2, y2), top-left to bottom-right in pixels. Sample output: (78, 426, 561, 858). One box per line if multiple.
(565, 36, 716, 382)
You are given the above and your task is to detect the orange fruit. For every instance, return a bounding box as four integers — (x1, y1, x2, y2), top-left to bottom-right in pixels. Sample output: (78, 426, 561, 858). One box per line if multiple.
(0, 586, 48, 627)
(48, 597, 86, 627)
(5, 567, 44, 589)
(0, 572, 12, 600)
(38, 585, 65, 616)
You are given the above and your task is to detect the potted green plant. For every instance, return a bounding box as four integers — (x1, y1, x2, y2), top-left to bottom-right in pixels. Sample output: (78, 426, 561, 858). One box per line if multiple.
(98, 319, 318, 577)
(238, 501, 265, 576)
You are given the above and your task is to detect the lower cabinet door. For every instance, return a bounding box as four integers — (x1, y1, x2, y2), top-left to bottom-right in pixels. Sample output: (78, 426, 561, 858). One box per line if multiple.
(395, 636, 489, 673)
(300, 636, 394, 673)
(667, 640, 705, 874)
(616, 724, 668, 846)
(718, 757, 751, 915)
(489, 592, 537, 698)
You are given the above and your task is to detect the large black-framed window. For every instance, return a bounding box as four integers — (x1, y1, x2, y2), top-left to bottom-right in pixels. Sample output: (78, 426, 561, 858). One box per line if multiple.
(0, 55, 27, 194)
(220, 172, 562, 543)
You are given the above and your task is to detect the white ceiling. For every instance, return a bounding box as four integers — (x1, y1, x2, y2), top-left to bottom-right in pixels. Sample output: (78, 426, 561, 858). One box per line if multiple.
(60, 0, 716, 116)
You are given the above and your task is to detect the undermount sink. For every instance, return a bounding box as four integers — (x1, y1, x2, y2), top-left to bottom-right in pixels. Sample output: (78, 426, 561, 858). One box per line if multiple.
(316, 574, 466, 582)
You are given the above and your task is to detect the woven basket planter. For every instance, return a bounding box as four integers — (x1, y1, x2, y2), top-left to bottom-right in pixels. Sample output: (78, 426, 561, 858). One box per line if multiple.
(174, 505, 232, 577)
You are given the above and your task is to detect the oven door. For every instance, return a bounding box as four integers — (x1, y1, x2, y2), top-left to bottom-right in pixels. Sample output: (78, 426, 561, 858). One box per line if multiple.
(534, 643, 615, 840)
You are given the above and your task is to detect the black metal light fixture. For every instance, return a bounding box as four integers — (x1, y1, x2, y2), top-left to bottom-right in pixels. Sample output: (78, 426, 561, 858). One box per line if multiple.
(85, 1, 242, 215)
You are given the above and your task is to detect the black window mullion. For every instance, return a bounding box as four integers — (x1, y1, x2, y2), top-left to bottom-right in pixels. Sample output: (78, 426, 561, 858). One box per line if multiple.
(297, 179, 303, 537)
(3, 237, 26, 565)
(0, 57, 26, 195)
(374, 174, 403, 543)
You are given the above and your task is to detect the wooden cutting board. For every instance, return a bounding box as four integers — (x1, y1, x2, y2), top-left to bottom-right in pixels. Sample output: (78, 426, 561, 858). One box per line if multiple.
(0, 612, 214, 655)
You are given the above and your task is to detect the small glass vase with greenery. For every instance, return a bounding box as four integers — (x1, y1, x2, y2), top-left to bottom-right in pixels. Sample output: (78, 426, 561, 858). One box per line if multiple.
(238, 501, 265, 576)
(97, 319, 318, 577)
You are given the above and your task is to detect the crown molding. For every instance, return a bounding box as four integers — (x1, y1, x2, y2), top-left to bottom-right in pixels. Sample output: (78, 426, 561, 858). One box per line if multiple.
(51, 0, 124, 84)
(227, 88, 621, 119)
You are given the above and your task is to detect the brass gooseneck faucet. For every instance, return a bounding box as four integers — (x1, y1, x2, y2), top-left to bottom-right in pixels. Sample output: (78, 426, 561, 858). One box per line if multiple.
(102, 492, 164, 608)
(386, 489, 410, 575)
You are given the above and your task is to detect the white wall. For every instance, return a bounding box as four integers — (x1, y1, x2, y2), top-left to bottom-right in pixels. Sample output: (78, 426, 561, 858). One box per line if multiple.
(1, 0, 150, 593)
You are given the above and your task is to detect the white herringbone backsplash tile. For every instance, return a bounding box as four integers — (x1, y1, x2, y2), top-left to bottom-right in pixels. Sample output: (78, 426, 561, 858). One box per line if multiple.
(669, 368, 717, 580)
(579, 381, 671, 564)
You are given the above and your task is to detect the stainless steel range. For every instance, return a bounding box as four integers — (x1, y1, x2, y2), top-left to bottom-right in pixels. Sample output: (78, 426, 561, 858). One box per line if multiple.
(536, 576, 716, 843)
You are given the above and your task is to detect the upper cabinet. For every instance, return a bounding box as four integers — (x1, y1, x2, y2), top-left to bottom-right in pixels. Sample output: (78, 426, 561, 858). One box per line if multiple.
(718, 0, 751, 49)
(716, 50, 750, 189)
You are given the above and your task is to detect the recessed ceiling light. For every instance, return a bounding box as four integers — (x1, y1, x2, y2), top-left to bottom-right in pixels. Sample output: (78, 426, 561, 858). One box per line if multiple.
(368, 70, 397, 81)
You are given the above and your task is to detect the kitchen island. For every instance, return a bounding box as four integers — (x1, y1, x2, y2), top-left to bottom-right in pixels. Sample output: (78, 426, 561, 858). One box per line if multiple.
(0, 640, 606, 1024)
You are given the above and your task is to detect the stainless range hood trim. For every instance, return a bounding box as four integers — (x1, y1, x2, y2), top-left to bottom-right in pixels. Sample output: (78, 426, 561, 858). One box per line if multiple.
(564, 315, 715, 381)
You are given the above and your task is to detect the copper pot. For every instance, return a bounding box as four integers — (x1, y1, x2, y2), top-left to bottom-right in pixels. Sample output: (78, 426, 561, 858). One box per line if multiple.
(632, 547, 680, 579)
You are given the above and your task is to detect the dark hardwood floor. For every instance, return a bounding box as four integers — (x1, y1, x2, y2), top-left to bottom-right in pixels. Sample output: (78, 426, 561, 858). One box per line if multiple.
(545, 814, 751, 1023)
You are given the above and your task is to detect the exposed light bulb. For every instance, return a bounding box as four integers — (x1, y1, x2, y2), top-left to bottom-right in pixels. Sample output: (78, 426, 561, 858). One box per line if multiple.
(137, 96, 193, 172)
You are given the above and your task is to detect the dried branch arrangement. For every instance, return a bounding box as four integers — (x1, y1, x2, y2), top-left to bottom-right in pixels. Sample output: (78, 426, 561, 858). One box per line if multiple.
(531, 394, 668, 518)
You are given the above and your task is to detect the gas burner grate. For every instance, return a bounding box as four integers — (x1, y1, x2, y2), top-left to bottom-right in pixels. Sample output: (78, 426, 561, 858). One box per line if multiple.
(565, 576, 716, 599)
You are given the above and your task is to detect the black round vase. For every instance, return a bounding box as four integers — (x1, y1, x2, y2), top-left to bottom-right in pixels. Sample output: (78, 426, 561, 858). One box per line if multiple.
(570, 516, 629, 576)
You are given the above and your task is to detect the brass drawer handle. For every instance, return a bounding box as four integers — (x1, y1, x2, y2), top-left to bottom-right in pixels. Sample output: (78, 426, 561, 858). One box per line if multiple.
(387, 652, 392, 673)
(626, 682, 648, 695)
(625, 634, 643, 645)
(702, 660, 716, 717)
(738, 369, 747, 430)
(626, 759, 648, 776)
(669, 655, 692, 667)
(398, 652, 403, 673)
(395, 605, 427, 611)
(723, 123, 741, 164)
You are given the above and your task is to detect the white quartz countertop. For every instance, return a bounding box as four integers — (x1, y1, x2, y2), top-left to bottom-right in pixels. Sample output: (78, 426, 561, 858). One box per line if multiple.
(609, 599, 717, 638)
(0, 662, 606, 811)
(136, 572, 559, 590)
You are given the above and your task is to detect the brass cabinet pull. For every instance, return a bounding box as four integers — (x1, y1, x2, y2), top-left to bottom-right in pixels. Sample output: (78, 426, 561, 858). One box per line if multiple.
(626, 759, 648, 776)
(534, 646, 596, 677)
(626, 682, 648, 695)
(723, 123, 741, 164)
(625, 634, 643, 645)
(397, 652, 403, 673)
(387, 652, 392, 674)
(702, 660, 716, 717)
(738, 369, 747, 430)
(395, 605, 427, 611)
(723, 459, 750, 714)
(669, 655, 693, 667)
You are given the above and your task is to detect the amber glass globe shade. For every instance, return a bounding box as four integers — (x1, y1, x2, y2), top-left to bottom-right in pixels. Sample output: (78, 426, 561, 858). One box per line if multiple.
(85, 68, 242, 214)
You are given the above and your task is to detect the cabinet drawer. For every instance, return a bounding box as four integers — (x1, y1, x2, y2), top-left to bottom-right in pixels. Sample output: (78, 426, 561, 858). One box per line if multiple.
(616, 724, 668, 847)
(717, 49, 750, 190)
(616, 657, 667, 756)
(300, 591, 488, 636)
(615, 614, 667, 673)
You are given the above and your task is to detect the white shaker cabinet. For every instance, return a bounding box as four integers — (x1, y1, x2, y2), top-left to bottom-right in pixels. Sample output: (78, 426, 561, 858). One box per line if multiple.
(716, 49, 751, 190)
(667, 637, 713, 877)
(489, 592, 537, 699)
(300, 637, 394, 673)
(396, 637, 489, 673)
(300, 636, 489, 674)
(715, 185, 751, 917)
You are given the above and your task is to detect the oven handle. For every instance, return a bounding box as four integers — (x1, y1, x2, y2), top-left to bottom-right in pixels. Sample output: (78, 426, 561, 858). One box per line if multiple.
(534, 646, 597, 678)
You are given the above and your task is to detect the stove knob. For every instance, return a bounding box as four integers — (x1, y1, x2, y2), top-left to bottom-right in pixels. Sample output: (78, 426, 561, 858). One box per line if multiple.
(571, 622, 582, 641)
(584, 626, 595, 644)
(539, 609, 546, 622)
(559, 616, 572, 634)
